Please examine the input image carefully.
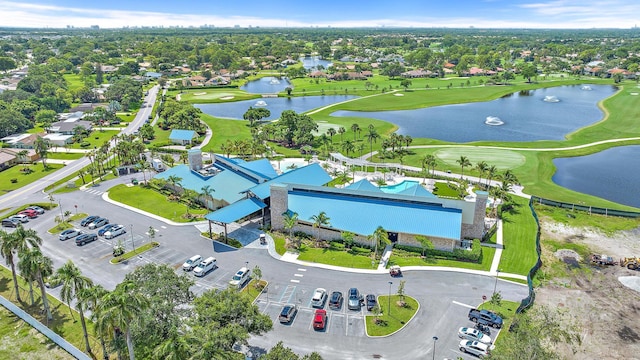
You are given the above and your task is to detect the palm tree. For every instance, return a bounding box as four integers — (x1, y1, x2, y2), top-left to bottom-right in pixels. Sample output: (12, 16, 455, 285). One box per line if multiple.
(0, 225, 42, 302)
(309, 211, 330, 246)
(18, 247, 53, 320)
(341, 140, 355, 156)
(152, 332, 192, 360)
(326, 127, 336, 142)
(54, 260, 94, 354)
(283, 212, 298, 247)
(372, 226, 390, 259)
(501, 169, 519, 186)
(136, 161, 151, 183)
(485, 165, 498, 188)
(179, 152, 188, 164)
(166, 175, 182, 195)
(17, 251, 37, 305)
(200, 185, 215, 209)
(456, 155, 471, 179)
(96, 281, 149, 360)
(181, 189, 199, 217)
(338, 127, 346, 143)
(475, 161, 488, 187)
(351, 123, 360, 141)
(80, 284, 110, 360)
(366, 128, 380, 161)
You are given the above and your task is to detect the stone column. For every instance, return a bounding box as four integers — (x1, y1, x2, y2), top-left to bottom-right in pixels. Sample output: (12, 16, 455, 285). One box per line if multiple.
(269, 183, 289, 231)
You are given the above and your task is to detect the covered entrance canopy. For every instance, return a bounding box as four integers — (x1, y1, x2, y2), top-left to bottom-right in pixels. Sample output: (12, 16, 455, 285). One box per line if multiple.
(205, 197, 267, 240)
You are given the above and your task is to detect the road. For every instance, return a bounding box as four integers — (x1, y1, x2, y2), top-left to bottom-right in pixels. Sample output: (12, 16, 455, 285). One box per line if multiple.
(0, 85, 160, 211)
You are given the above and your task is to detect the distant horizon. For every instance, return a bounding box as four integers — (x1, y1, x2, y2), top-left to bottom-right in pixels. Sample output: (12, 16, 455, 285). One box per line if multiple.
(0, 0, 639, 30)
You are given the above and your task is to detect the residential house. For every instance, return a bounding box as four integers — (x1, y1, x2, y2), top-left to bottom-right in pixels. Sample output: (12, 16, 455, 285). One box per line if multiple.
(0, 133, 42, 149)
(401, 69, 431, 78)
(0, 150, 16, 170)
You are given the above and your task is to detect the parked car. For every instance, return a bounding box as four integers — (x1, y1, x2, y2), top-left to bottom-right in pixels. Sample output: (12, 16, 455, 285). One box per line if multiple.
(459, 340, 494, 358)
(88, 217, 109, 229)
(458, 327, 492, 344)
(104, 225, 126, 239)
(366, 294, 377, 311)
(26, 206, 45, 214)
(329, 291, 343, 310)
(468, 308, 503, 329)
(80, 215, 99, 227)
(18, 209, 38, 219)
(311, 288, 328, 308)
(98, 224, 116, 236)
(229, 267, 251, 288)
(313, 309, 327, 330)
(182, 255, 203, 271)
(347, 288, 362, 310)
(44, 276, 62, 289)
(75, 233, 98, 246)
(278, 304, 298, 324)
(59, 228, 83, 241)
(8, 214, 29, 223)
(193, 257, 217, 277)
(2, 218, 19, 228)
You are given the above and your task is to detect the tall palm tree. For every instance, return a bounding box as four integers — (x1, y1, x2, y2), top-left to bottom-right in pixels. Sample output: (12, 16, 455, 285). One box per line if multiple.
(372, 226, 390, 258)
(326, 127, 336, 142)
(341, 139, 355, 156)
(456, 155, 471, 179)
(166, 175, 182, 195)
(309, 211, 330, 246)
(475, 161, 488, 187)
(136, 161, 151, 183)
(501, 169, 519, 186)
(338, 126, 346, 143)
(351, 123, 360, 141)
(54, 260, 94, 354)
(19, 247, 53, 320)
(152, 331, 192, 360)
(96, 281, 149, 360)
(366, 128, 379, 161)
(200, 185, 215, 209)
(485, 165, 498, 188)
(283, 212, 298, 243)
(80, 284, 110, 360)
(0, 225, 42, 302)
(17, 247, 38, 305)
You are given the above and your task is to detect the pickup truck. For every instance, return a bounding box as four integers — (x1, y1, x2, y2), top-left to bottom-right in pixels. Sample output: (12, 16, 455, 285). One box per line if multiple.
(468, 309, 503, 329)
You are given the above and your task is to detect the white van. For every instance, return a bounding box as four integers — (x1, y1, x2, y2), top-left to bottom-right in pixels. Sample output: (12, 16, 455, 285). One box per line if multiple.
(229, 267, 251, 289)
(193, 257, 217, 277)
(182, 255, 203, 271)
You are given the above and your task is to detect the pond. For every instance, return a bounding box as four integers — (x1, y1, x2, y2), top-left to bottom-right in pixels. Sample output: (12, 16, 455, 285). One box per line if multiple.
(331, 84, 617, 142)
(301, 56, 332, 70)
(552, 145, 640, 208)
(195, 95, 358, 121)
(240, 76, 292, 94)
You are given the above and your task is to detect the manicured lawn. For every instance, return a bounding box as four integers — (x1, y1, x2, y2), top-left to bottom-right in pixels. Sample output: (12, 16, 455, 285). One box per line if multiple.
(174, 88, 261, 103)
(269, 232, 287, 255)
(62, 73, 85, 92)
(432, 181, 463, 198)
(47, 152, 86, 160)
(0, 164, 64, 193)
(365, 295, 419, 336)
(498, 197, 539, 276)
(107, 184, 208, 222)
(241, 279, 268, 302)
(297, 245, 379, 269)
(388, 246, 495, 271)
(434, 147, 526, 170)
(68, 130, 119, 149)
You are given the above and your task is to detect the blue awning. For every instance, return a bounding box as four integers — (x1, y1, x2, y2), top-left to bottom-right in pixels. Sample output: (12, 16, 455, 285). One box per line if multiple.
(205, 197, 267, 224)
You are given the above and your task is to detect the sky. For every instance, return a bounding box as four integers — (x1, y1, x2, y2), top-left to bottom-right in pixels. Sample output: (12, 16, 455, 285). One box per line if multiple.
(0, 0, 639, 29)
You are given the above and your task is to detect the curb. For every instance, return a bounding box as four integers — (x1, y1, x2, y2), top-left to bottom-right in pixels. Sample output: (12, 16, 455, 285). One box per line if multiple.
(364, 295, 421, 338)
(101, 192, 208, 227)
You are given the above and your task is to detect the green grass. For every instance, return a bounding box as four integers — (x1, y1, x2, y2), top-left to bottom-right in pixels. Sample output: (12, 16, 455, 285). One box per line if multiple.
(434, 147, 527, 170)
(365, 295, 419, 336)
(0, 164, 64, 193)
(110, 241, 160, 264)
(270, 232, 287, 255)
(388, 246, 496, 271)
(0, 267, 105, 359)
(534, 203, 640, 235)
(432, 181, 463, 198)
(241, 279, 268, 302)
(62, 73, 85, 92)
(47, 152, 86, 160)
(108, 184, 208, 222)
(296, 245, 379, 269)
(68, 130, 119, 149)
(498, 197, 540, 276)
(47, 222, 73, 234)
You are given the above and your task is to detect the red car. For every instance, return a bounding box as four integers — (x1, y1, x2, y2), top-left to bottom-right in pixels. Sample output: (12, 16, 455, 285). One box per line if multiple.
(313, 309, 327, 330)
(18, 209, 38, 219)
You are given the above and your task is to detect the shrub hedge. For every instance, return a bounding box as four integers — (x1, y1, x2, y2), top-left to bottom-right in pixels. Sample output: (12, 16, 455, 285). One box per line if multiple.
(394, 239, 482, 262)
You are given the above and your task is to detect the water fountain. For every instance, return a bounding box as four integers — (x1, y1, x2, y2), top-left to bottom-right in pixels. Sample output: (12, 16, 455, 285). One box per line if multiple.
(543, 95, 560, 102)
(255, 100, 267, 107)
(581, 85, 592, 91)
(269, 78, 281, 85)
(485, 116, 504, 126)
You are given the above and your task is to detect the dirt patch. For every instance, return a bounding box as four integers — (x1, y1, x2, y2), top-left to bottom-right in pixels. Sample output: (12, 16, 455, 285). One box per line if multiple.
(537, 220, 640, 359)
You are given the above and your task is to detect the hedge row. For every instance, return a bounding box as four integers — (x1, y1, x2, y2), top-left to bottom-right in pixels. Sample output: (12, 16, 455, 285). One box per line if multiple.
(394, 239, 482, 262)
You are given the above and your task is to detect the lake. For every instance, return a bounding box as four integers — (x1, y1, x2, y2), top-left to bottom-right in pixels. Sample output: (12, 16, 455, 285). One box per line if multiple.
(195, 95, 358, 120)
(331, 84, 617, 142)
(301, 56, 332, 70)
(240, 76, 292, 94)
(552, 146, 640, 208)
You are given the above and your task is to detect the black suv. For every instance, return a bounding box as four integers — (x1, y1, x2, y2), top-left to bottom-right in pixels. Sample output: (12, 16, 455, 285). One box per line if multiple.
(329, 291, 343, 310)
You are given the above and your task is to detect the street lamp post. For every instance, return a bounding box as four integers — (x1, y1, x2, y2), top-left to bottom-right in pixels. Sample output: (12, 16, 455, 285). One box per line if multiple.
(388, 281, 393, 316)
(432, 336, 438, 360)
(57, 199, 64, 220)
(493, 269, 501, 295)
(130, 224, 135, 254)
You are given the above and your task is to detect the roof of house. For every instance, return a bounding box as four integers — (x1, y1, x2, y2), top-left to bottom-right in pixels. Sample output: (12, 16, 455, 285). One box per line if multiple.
(249, 163, 332, 199)
(287, 188, 462, 239)
(43, 133, 74, 141)
(0, 151, 16, 164)
(169, 129, 196, 141)
(232, 158, 279, 179)
(48, 121, 92, 133)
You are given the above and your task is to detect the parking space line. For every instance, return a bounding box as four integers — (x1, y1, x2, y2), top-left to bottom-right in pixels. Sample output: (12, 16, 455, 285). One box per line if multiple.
(452, 300, 475, 309)
(297, 268, 307, 272)
(294, 274, 304, 277)
(279, 285, 296, 303)
(290, 279, 300, 283)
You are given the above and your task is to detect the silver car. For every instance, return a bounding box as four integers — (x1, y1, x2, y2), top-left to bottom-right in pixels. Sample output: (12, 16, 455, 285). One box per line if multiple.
(104, 225, 126, 239)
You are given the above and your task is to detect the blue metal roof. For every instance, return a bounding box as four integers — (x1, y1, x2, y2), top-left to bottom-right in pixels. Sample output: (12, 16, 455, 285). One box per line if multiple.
(169, 129, 196, 141)
(153, 165, 257, 204)
(205, 197, 267, 224)
(397, 184, 437, 198)
(344, 179, 382, 193)
(249, 163, 332, 199)
(238, 158, 278, 179)
(287, 190, 462, 240)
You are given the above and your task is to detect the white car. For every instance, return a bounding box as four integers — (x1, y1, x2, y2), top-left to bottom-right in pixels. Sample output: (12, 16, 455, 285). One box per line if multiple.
(229, 267, 251, 288)
(182, 255, 202, 271)
(9, 214, 29, 223)
(88, 217, 109, 229)
(459, 340, 494, 358)
(457, 327, 492, 344)
(104, 225, 126, 239)
(311, 288, 328, 308)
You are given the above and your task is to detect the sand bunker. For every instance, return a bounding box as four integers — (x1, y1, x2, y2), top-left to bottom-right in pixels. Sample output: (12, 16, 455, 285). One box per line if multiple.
(630, 93, 639, 96)
(394, 93, 404, 97)
(220, 96, 235, 100)
(194, 92, 207, 96)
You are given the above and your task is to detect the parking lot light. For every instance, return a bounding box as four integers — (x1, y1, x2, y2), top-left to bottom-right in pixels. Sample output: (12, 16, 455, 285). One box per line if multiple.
(432, 336, 438, 360)
(130, 224, 135, 254)
(388, 281, 392, 315)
